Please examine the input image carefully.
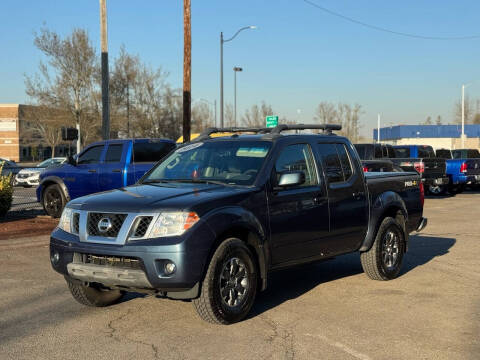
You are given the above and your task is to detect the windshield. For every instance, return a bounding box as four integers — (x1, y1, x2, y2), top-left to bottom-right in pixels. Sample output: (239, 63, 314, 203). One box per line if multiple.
(142, 140, 272, 186)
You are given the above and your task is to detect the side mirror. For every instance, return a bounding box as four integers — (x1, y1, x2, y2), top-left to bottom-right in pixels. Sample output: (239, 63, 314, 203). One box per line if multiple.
(277, 171, 305, 188)
(67, 155, 76, 166)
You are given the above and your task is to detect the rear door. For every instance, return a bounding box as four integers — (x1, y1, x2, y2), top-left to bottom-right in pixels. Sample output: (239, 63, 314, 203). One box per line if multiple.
(69, 145, 104, 199)
(315, 142, 369, 254)
(98, 142, 126, 192)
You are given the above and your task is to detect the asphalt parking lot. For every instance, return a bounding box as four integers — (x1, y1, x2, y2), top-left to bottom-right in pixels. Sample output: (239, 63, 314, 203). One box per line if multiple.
(1, 192, 479, 360)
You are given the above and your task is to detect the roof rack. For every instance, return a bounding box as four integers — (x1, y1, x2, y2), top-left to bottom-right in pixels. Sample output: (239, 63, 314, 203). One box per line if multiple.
(194, 123, 342, 141)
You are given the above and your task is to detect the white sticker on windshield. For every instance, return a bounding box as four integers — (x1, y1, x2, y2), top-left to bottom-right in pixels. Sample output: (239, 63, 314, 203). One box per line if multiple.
(236, 147, 269, 158)
(176, 142, 204, 153)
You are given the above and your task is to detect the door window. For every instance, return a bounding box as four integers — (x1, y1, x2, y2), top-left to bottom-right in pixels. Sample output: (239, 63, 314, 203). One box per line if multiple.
(105, 144, 123, 163)
(317, 143, 354, 184)
(275, 144, 318, 187)
(77, 146, 104, 165)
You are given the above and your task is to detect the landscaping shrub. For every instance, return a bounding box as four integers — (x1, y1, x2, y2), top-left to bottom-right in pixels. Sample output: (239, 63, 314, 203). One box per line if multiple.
(0, 165, 13, 217)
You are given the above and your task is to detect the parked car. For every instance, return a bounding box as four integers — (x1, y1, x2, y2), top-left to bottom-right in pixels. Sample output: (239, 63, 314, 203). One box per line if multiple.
(37, 138, 176, 217)
(354, 143, 402, 172)
(391, 145, 449, 195)
(435, 149, 480, 193)
(49, 124, 427, 324)
(0, 158, 21, 184)
(15, 157, 66, 187)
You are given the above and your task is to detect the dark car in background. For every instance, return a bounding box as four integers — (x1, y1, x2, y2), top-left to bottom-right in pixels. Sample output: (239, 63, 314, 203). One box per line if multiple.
(354, 143, 400, 172)
(0, 158, 21, 184)
(391, 145, 449, 195)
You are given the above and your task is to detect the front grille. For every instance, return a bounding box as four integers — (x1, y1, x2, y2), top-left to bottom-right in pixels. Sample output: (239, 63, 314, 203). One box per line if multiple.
(87, 213, 127, 237)
(18, 174, 29, 178)
(72, 213, 80, 234)
(131, 216, 153, 238)
(74, 253, 143, 270)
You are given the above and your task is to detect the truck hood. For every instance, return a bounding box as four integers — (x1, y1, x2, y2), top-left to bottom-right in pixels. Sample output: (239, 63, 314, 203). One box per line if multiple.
(68, 183, 255, 213)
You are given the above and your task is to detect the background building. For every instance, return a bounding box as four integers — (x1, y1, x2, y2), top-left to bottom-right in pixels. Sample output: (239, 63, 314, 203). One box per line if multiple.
(0, 104, 72, 162)
(373, 125, 480, 150)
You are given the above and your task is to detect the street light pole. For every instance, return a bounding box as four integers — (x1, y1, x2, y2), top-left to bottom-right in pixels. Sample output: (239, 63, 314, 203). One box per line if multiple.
(233, 67, 243, 127)
(219, 26, 256, 127)
(100, 0, 110, 140)
(462, 84, 467, 148)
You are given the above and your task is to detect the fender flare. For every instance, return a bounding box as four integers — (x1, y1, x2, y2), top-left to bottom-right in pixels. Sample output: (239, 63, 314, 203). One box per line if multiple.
(203, 206, 269, 291)
(39, 176, 71, 203)
(359, 191, 408, 252)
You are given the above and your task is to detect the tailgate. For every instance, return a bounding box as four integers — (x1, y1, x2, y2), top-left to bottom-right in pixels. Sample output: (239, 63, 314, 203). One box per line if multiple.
(422, 158, 446, 178)
(465, 159, 480, 176)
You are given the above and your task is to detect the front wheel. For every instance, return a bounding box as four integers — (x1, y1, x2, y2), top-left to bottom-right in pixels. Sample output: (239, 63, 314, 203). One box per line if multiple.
(193, 238, 258, 325)
(42, 184, 66, 218)
(360, 217, 405, 280)
(67, 280, 123, 307)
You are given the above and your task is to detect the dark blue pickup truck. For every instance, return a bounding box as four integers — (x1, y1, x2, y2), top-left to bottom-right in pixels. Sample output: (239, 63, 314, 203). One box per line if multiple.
(49, 124, 426, 324)
(37, 138, 175, 217)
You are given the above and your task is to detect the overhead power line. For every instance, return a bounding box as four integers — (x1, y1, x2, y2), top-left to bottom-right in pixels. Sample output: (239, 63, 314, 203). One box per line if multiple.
(302, 0, 480, 40)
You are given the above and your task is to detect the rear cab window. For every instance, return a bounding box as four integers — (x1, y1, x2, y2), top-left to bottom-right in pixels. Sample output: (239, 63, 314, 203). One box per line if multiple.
(394, 147, 410, 158)
(132, 141, 175, 163)
(436, 149, 452, 159)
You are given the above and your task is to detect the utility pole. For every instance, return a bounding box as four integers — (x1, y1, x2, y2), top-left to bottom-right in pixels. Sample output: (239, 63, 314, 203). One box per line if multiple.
(100, 0, 110, 140)
(462, 84, 466, 148)
(220, 32, 224, 127)
(183, 0, 191, 143)
(233, 67, 243, 127)
(377, 114, 381, 143)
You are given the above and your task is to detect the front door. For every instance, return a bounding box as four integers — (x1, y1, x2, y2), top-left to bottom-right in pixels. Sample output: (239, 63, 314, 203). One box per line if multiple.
(268, 143, 330, 265)
(315, 142, 368, 254)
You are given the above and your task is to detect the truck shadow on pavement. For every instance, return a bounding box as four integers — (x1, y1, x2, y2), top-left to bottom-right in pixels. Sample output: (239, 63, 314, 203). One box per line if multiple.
(250, 234, 455, 319)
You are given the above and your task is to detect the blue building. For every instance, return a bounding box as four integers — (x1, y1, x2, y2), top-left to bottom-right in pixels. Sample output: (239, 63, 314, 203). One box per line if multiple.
(372, 125, 480, 150)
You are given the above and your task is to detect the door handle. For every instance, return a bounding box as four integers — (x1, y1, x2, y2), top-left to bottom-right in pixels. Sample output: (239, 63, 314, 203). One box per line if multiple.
(88, 169, 97, 173)
(112, 169, 122, 173)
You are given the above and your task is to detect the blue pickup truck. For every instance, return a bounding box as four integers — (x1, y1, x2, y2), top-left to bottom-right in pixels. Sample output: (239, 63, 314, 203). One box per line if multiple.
(436, 148, 480, 192)
(37, 138, 175, 217)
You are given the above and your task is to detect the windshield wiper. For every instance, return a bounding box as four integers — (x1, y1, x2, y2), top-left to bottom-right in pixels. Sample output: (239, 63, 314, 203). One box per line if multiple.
(141, 179, 176, 184)
(171, 179, 231, 186)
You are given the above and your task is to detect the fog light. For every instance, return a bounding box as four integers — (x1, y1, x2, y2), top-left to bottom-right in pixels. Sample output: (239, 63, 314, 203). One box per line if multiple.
(164, 262, 176, 275)
(51, 251, 60, 264)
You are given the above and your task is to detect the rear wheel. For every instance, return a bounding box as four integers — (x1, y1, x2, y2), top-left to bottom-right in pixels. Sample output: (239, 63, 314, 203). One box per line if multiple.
(42, 184, 66, 218)
(193, 238, 258, 325)
(67, 280, 123, 307)
(361, 217, 405, 280)
(427, 185, 447, 196)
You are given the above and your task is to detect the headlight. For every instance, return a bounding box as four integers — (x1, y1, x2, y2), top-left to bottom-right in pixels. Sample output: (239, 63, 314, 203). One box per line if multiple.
(58, 207, 73, 233)
(149, 211, 199, 237)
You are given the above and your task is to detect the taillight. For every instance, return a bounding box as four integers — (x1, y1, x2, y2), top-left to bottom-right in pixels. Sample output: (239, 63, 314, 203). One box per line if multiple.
(414, 162, 424, 173)
(460, 162, 467, 173)
(363, 166, 369, 172)
(419, 182, 425, 207)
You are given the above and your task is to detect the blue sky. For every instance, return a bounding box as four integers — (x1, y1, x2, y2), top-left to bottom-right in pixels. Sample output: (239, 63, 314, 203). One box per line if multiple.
(2, 0, 480, 137)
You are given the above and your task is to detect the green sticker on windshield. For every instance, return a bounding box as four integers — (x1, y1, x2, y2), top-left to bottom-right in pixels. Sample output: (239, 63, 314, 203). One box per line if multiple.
(236, 147, 268, 158)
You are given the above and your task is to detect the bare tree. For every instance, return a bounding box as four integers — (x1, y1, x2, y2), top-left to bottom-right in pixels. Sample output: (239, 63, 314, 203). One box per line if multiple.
(241, 101, 274, 127)
(314, 102, 337, 125)
(336, 103, 362, 142)
(224, 103, 235, 127)
(455, 95, 474, 124)
(436, 115, 442, 125)
(25, 28, 100, 150)
(191, 102, 213, 132)
(424, 116, 432, 125)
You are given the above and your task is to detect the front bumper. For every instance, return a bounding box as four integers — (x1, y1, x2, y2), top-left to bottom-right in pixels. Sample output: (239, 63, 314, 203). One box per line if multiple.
(415, 217, 428, 232)
(50, 225, 214, 298)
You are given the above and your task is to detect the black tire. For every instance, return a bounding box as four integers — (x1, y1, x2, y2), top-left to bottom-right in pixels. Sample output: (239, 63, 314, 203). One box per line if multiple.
(360, 217, 405, 280)
(193, 238, 258, 325)
(67, 279, 123, 307)
(427, 185, 447, 196)
(42, 184, 66, 218)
